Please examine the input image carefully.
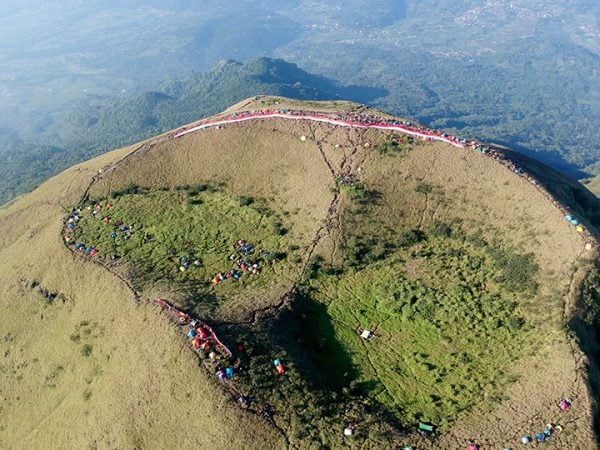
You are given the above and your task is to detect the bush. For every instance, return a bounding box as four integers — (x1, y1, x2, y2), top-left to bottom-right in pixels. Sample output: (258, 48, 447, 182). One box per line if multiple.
(415, 182, 433, 194)
(489, 248, 538, 294)
(239, 196, 254, 206)
(428, 222, 453, 238)
(110, 185, 146, 199)
(397, 229, 426, 248)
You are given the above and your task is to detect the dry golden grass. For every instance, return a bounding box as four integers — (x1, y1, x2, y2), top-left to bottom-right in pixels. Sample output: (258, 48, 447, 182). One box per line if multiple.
(352, 137, 595, 448)
(0, 147, 284, 450)
(0, 96, 596, 449)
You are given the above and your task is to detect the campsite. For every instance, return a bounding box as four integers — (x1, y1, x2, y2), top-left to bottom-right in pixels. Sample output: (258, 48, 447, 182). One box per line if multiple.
(0, 96, 598, 449)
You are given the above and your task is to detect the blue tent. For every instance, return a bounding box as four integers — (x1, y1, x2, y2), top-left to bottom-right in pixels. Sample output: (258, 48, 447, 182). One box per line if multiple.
(535, 432, 546, 442)
(187, 329, 197, 338)
(225, 367, 234, 379)
(565, 215, 573, 221)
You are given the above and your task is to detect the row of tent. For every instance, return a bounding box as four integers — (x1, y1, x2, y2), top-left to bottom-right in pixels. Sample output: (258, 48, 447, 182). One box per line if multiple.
(406, 400, 571, 448)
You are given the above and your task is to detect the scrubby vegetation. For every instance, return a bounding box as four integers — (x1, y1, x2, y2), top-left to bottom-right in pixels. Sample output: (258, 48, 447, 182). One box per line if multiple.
(306, 226, 538, 427)
(376, 136, 413, 155)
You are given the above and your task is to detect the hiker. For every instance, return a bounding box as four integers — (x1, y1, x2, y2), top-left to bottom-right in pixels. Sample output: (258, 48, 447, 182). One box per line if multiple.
(559, 399, 571, 411)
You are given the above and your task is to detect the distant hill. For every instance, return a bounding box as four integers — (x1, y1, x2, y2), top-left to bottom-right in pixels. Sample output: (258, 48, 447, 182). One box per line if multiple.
(0, 58, 383, 205)
(1, 97, 598, 448)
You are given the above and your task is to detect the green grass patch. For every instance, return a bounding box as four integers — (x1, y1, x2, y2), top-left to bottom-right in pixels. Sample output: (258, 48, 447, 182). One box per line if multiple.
(375, 136, 413, 155)
(308, 232, 538, 427)
(72, 186, 301, 315)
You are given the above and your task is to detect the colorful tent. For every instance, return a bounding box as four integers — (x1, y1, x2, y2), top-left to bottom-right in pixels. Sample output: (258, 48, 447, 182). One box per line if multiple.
(559, 399, 571, 411)
(418, 422, 434, 433)
(274, 358, 285, 375)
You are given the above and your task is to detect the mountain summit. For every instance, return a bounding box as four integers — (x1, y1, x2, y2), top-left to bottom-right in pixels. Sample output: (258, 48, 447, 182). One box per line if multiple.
(0, 97, 598, 449)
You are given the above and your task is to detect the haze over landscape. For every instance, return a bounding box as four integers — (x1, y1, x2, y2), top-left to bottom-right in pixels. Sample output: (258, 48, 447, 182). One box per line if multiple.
(1, 0, 599, 204)
(1, 2, 600, 449)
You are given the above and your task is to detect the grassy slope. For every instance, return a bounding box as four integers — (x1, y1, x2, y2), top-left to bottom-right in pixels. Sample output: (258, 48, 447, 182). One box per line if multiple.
(88, 99, 597, 447)
(74, 187, 306, 321)
(0, 146, 285, 449)
(346, 130, 597, 448)
(0, 96, 598, 449)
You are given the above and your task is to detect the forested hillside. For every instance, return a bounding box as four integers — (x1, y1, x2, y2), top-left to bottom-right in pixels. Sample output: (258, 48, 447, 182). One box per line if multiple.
(0, 58, 378, 205)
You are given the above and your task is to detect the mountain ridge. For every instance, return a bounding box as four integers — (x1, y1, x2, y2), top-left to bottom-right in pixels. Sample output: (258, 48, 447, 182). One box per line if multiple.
(1, 96, 597, 448)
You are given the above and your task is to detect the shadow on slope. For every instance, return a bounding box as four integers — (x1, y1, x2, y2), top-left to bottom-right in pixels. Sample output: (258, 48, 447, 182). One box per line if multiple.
(569, 267, 600, 442)
(213, 289, 405, 447)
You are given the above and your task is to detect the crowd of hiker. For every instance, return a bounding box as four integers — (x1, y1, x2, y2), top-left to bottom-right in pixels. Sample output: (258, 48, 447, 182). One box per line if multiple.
(212, 239, 275, 284)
